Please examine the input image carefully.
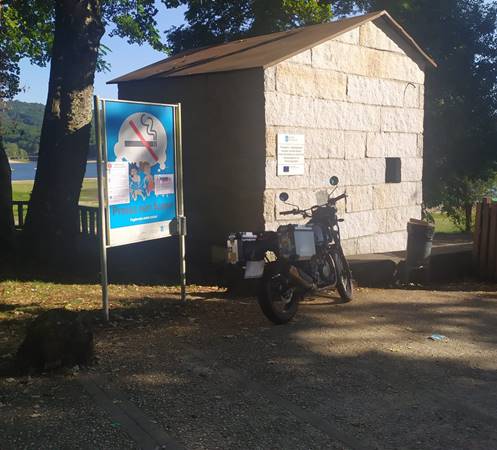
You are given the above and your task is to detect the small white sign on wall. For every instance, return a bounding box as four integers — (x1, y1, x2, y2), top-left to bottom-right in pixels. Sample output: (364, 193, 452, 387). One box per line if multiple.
(277, 133, 305, 176)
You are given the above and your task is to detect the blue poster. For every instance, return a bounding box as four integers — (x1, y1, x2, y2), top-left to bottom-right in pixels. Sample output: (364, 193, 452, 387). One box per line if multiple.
(103, 100, 177, 245)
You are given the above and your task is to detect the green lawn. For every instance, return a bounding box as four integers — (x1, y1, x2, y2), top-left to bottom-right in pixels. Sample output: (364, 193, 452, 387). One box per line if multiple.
(12, 179, 98, 206)
(431, 212, 461, 233)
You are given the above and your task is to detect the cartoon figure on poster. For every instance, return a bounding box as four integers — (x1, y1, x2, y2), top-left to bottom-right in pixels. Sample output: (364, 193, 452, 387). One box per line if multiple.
(140, 161, 155, 196)
(129, 163, 146, 200)
(104, 101, 177, 234)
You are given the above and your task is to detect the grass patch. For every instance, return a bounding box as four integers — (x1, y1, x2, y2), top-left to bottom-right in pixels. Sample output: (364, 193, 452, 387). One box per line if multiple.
(12, 179, 98, 206)
(78, 179, 98, 206)
(0, 281, 223, 356)
(11, 180, 35, 202)
(432, 212, 461, 234)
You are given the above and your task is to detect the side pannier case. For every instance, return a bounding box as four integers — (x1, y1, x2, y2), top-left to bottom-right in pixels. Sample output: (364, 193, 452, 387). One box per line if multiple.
(226, 232, 258, 264)
(277, 225, 316, 261)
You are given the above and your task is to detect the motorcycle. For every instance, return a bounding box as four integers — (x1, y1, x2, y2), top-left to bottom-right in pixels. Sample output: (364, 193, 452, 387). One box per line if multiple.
(226, 176, 353, 324)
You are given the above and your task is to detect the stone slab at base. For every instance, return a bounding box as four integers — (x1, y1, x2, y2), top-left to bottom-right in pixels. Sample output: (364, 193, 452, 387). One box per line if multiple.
(348, 242, 473, 287)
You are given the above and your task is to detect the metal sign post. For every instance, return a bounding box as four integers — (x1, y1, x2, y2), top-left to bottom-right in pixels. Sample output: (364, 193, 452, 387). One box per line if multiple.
(93, 96, 187, 319)
(94, 95, 110, 321)
(175, 104, 186, 301)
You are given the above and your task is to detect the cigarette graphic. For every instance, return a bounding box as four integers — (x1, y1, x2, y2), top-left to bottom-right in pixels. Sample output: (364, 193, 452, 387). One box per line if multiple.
(127, 119, 159, 162)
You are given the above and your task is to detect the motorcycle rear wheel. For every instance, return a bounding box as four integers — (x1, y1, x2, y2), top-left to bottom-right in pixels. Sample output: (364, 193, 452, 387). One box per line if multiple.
(332, 251, 353, 302)
(258, 270, 300, 325)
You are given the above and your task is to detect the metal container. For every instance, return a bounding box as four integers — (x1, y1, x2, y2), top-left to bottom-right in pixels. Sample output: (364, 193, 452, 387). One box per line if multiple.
(226, 232, 258, 264)
(278, 225, 316, 260)
(406, 219, 435, 266)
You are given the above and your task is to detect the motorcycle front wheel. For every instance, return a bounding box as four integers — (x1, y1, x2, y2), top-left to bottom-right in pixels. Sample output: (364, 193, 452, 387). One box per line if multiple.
(258, 265, 301, 324)
(332, 250, 353, 302)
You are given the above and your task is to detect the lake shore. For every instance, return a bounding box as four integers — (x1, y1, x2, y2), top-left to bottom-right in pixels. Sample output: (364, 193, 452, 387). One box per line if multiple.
(9, 160, 97, 181)
(9, 159, 97, 163)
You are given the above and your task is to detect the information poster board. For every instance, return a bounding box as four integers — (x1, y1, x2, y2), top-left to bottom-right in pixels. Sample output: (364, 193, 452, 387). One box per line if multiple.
(277, 133, 305, 176)
(101, 100, 180, 246)
(94, 97, 186, 320)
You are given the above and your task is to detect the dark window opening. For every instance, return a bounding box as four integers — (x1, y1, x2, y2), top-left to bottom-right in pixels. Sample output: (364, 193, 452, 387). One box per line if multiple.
(385, 157, 401, 183)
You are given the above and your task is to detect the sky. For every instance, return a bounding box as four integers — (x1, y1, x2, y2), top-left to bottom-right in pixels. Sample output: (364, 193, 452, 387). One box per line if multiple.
(15, 4, 187, 105)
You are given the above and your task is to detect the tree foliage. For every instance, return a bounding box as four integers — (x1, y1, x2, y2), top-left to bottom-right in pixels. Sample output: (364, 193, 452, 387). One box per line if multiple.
(0, 39, 20, 102)
(439, 175, 497, 232)
(164, 0, 333, 53)
(1, 0, 172, 65)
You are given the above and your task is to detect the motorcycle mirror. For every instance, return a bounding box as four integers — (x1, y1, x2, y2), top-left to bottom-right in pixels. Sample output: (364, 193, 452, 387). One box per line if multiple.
(279, 192, 289, 202)
(329, 176, 339, 186)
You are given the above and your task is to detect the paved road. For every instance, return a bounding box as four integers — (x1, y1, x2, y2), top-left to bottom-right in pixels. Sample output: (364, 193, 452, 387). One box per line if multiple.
(2, 286, 497, 449)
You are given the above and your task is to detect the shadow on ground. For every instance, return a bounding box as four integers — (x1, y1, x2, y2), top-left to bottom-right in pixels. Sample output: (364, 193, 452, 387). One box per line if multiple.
(1, 284, 497, 449)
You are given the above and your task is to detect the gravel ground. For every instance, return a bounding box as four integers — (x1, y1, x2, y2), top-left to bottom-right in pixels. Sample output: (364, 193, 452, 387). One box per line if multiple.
(0, 373, 135, 449)
(1, 284, 497, 449)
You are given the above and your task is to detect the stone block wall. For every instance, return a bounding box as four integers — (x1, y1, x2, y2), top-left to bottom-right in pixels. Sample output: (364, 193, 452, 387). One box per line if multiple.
(263, 17, 426, 255)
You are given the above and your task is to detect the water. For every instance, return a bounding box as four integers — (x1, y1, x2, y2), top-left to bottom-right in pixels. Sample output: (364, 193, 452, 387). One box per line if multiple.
(10, 161, 98, 181)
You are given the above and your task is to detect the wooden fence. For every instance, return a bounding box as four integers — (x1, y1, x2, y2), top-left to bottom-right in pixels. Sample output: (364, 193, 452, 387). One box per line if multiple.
(473, 197, 497, 279)
(12, 201, 27, 230)
(12, 201, 99, 239)
(79, 206, 98, 237)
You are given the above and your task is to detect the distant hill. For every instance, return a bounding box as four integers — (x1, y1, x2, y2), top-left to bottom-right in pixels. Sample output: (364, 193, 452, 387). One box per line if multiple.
(1, 100, 96, 160)
(2, 100, 44, 160)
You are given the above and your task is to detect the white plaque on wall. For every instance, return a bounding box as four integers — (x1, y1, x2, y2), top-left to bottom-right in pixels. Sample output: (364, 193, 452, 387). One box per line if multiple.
(277, 133, 305, 176)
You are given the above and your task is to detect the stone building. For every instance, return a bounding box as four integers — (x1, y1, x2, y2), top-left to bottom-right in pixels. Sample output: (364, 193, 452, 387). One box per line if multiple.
(110, 10, 435, 259)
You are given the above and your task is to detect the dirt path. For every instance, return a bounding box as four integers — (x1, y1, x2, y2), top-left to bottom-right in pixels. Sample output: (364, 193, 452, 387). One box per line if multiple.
(1, 283, 497, 449)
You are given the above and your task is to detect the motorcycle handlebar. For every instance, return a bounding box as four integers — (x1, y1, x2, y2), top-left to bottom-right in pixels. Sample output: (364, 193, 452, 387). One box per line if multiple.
(280, 209, 298, 216)
(280, 192, 346, 216)
(331, 193, 347, 203)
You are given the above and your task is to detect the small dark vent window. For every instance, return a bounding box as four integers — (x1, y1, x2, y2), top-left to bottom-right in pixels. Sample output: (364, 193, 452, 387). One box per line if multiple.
(385, 158, 401, 183)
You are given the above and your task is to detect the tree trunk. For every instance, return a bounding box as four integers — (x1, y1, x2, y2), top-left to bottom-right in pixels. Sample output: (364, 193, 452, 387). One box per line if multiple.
(464, 203, 472, 233)
(22, 0, 104, 268)
(0, 134, 15, 265)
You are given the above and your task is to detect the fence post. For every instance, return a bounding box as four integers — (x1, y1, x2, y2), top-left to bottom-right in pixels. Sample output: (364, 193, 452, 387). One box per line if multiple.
(81, 207, 88, 235)
(479, 198, 491, 278)
(89, 209, 96, 237)
(473, 201, 482, 269)
(488, 203, 497, 280)
(17, 202, 24, 228)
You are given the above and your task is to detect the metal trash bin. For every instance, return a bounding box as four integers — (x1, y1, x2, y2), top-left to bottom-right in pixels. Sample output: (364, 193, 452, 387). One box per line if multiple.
(406, 219, 435, 267)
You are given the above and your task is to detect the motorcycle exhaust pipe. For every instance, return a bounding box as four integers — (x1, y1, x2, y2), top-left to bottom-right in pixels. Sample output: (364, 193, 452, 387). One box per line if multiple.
(288, 265, 315, 290)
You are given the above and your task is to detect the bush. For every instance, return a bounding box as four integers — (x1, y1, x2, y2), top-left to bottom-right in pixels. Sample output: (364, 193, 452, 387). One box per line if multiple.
(4, 142, 28, 160)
